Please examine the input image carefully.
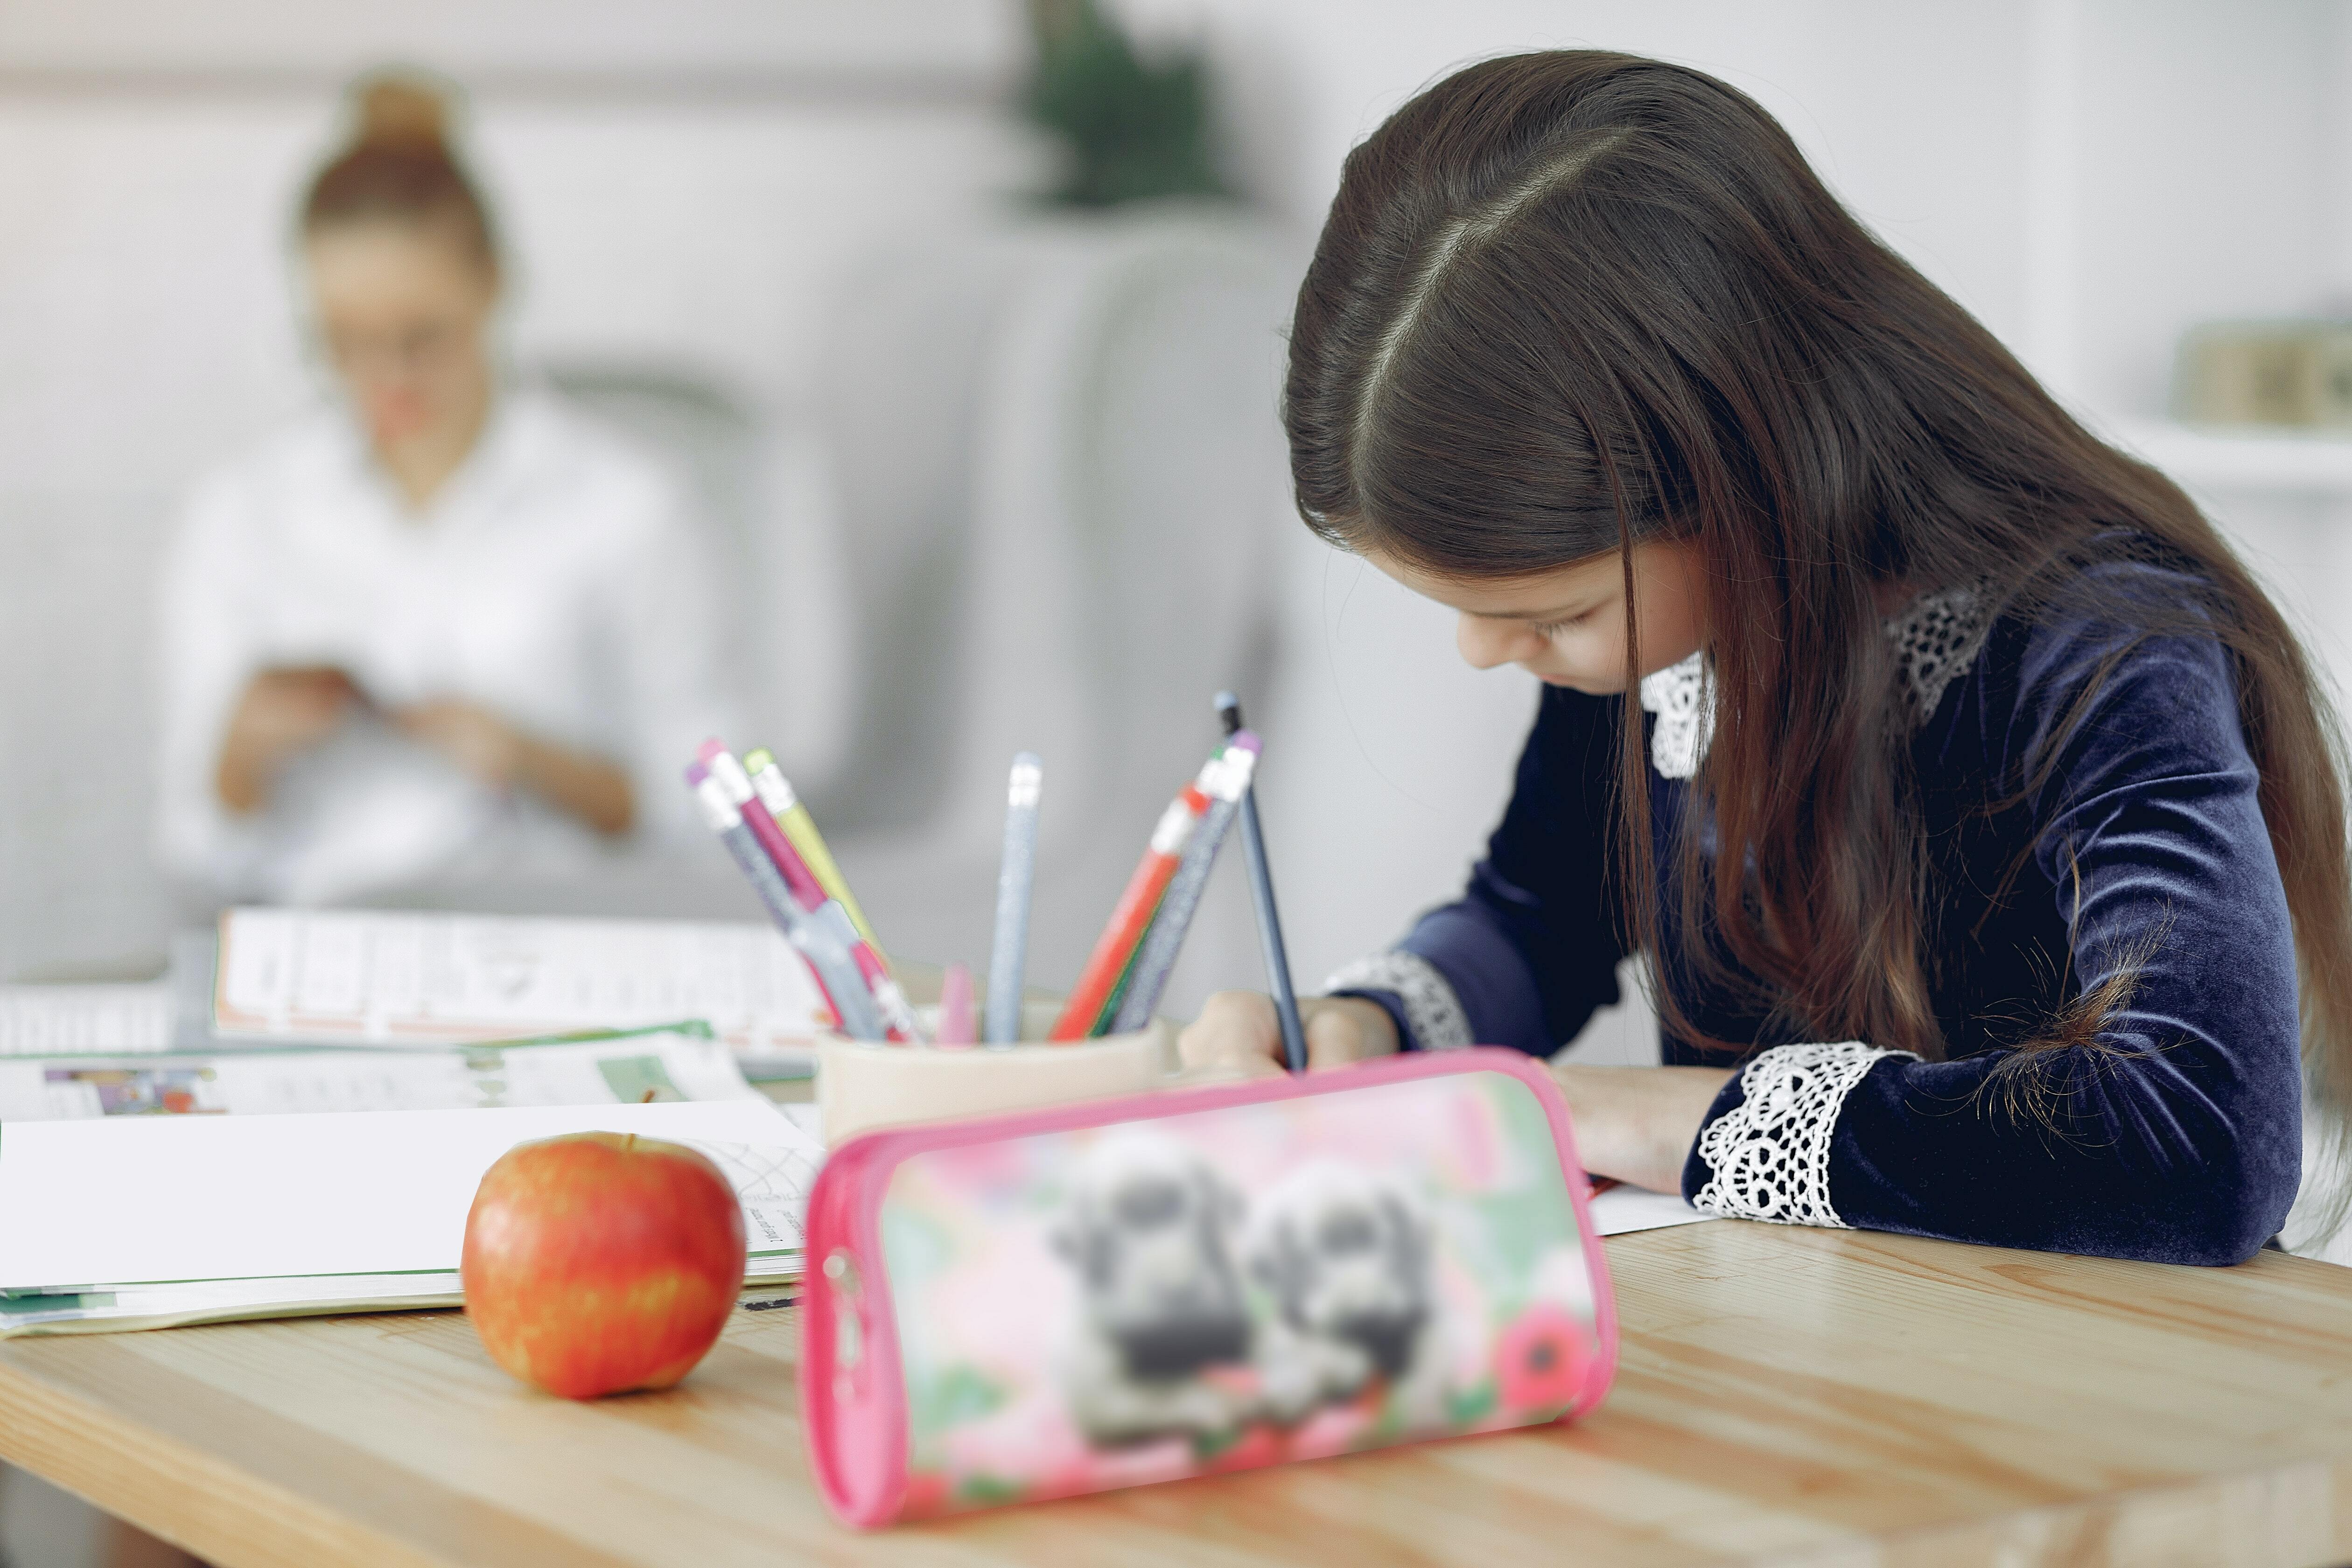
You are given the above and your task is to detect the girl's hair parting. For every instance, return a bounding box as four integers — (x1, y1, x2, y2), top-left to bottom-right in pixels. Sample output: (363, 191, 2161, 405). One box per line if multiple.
(1284, 49, 2352, 1241)
(301, 72, 497, 268)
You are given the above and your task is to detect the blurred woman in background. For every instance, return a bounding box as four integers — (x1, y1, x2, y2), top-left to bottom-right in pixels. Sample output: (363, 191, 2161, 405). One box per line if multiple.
(156, 73, 735, 906)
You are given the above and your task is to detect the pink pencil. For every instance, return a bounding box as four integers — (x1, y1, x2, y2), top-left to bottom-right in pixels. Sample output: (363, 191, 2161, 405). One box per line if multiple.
(700, 739, 826, 909)
(935, 963, 977, 1048)
(700, 738, 923, 1044)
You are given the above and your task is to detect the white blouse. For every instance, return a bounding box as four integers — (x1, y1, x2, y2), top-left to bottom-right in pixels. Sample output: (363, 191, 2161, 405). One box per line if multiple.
(156, 389, 740, 905)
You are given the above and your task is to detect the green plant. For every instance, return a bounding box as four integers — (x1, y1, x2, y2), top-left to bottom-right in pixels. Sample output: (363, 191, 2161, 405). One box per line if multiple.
(1023, 0, 1234, 207)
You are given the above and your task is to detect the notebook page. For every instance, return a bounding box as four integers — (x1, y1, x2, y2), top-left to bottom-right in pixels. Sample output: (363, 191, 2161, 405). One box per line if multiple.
(0, 1098, 815, 1294)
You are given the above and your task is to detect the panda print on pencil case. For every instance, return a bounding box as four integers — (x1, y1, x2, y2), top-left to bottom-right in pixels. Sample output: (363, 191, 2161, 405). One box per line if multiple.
(1050, 1132, 1446, 1449)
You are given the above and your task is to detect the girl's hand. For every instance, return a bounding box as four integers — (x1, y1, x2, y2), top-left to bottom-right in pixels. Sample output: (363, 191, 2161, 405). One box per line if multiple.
(1177, 991, 1400, 1078)
(1548, 1063, 1733, 1193)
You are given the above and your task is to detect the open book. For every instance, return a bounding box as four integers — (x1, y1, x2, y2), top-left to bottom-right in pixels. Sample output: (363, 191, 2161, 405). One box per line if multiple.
(212, 908, 834, 1065)
(0, 1099, 817, 1336)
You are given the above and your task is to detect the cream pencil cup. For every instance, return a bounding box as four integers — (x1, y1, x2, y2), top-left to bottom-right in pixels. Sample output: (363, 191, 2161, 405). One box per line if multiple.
(818, 1001, 1170, 1146)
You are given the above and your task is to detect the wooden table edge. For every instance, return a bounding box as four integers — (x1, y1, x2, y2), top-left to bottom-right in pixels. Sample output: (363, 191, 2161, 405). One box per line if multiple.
(0, 1331, 447, 1568)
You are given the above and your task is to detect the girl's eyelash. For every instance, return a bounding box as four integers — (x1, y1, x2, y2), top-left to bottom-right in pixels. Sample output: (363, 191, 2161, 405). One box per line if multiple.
(1530, 612, 1590, 637)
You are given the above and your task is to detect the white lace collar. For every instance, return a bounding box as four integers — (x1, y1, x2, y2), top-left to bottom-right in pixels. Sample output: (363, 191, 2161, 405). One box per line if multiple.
(1637, 583, 1991, 780)
(1637, 651, 1714, 780)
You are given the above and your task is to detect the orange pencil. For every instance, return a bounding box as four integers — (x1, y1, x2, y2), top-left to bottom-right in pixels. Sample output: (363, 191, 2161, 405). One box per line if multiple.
(1049, 778, 1212, 1040)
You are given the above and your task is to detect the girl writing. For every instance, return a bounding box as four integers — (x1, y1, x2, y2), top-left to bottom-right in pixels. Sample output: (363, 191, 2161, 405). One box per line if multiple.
(1181, 51, 2349, 1265)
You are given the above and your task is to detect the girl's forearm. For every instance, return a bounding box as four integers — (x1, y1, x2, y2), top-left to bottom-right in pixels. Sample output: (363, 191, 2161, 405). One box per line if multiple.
(1550, 1064, 1732, 1193)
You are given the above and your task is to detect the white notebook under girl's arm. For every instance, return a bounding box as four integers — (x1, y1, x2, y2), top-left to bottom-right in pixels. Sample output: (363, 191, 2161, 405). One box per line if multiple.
(0, 1099, 819, 1332)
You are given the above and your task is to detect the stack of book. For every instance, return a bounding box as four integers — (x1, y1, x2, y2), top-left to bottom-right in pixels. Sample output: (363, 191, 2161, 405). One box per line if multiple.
(0, 907, 841, 1336)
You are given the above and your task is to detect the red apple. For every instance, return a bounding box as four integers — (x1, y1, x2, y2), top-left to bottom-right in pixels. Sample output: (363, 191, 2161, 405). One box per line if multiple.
(462, 1132, 747, 1399)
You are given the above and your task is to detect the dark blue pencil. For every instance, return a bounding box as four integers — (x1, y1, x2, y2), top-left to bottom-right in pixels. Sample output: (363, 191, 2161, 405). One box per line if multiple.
(1215, 692, 1307, 1073)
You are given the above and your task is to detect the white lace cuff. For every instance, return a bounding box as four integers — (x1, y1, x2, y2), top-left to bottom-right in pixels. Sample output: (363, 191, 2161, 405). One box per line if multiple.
(1690, 1041, 1916, 1228)
(1321, 951, 1474, 1051)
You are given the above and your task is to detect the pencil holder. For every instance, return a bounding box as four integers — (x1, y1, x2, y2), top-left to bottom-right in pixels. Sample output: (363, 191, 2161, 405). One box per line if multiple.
(818, 1001, 1176, 1146)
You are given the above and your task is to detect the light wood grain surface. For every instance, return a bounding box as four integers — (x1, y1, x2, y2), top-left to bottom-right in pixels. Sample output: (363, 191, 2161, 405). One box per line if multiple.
(3, 1222, 2348, 1568)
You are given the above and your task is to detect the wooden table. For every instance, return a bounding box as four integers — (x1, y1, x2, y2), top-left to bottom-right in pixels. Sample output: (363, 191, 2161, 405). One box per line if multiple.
(3, 1220, 2348, 1568)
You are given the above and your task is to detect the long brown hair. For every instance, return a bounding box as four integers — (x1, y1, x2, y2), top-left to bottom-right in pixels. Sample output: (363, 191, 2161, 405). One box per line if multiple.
(302, 73, 497, 268)
(1284, 51, 2352, 1221)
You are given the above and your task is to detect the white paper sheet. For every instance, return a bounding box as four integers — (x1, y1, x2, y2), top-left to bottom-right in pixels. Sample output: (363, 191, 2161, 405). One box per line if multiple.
(0, 1098, 818, 1294)
(1589, 1186, 1717, 1237)
(0, 1031, 763, 1121)
(0, 985, 174, 1057)
(212, 908, 833, 1052)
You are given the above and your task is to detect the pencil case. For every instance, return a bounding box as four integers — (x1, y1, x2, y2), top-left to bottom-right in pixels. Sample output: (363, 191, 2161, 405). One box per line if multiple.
(800, 1048, 1617, 1526)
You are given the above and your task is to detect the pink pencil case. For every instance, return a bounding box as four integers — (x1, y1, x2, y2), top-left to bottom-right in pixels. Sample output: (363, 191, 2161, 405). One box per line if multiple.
(801, 1048, 1618, 1526)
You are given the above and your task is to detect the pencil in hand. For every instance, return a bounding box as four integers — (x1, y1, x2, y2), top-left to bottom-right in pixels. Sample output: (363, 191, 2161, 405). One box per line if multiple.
(1218, 693, 1307, 1074)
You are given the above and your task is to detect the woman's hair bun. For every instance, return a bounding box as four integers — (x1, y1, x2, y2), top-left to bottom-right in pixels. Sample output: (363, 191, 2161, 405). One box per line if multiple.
(302, 69, 495, 262)
(353, 73, 451, 151)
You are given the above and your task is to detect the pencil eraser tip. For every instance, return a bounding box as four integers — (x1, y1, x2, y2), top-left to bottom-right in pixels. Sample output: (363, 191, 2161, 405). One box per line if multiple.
(683, 761, 710, 786)
(695, 737, 726, 763)
(742, 747, 773, 771)
(1230, 729, 1262, 754)
(1213, 690, 1239, 710)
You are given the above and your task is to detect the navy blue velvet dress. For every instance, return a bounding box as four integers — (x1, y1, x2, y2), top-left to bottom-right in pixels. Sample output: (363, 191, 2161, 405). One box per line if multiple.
(1337, 575, 2304, 1266)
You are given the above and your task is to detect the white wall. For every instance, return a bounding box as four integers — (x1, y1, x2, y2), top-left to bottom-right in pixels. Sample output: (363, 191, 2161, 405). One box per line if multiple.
(2066, 0, 2337, 415)
(0, 105, 1036, 499)
(0, 0, 1010, 78)
(0, 0, 1031, 502)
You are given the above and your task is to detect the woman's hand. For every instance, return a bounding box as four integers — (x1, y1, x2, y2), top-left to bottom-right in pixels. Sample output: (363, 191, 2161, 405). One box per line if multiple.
(216, 665, 364, 813)
(1177, 991, 1400, 1078)
(396, 700, 636, 836)
(396, 699, 528, 788)
(1548, 1063, 1733, 1193)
